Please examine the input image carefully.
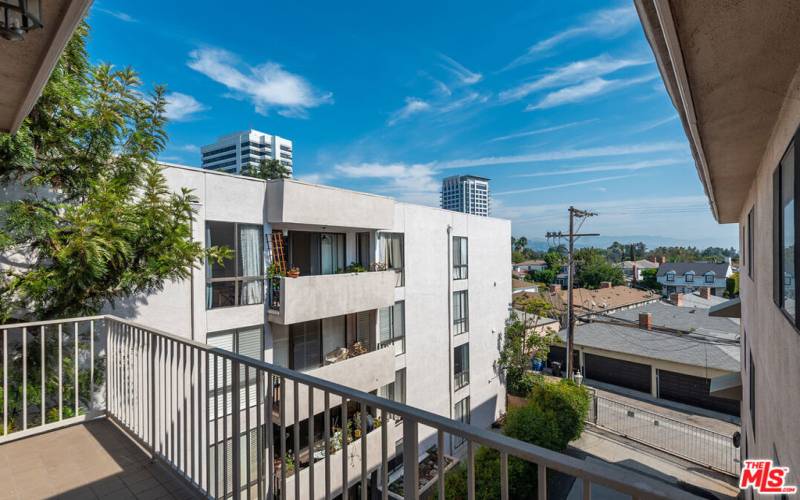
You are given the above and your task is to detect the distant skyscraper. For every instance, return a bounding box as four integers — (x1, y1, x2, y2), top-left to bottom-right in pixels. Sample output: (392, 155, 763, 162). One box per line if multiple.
(200, 129, 293, 175)
(440, 175, 490, 216)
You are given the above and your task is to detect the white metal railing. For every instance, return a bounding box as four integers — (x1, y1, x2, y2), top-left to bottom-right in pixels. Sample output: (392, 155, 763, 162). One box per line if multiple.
(589, 394, 740, 476)
(0, 315, 703, 499)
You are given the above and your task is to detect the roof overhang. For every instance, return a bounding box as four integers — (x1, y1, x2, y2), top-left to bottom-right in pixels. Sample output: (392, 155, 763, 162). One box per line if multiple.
(709, 372, 742, 401)
(709, 297, 741, 318)
(0, 0, 93, 133)
(635, 0, 800, 223)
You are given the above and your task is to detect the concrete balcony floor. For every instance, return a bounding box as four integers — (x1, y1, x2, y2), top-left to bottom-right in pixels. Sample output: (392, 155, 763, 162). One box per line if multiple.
(0, 420, 198, 500)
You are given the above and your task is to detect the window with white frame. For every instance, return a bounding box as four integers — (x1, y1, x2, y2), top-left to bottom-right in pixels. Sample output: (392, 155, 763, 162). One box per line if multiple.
(705, 272, 715, 284)
(453, 236, 468, 280)
(666, 271, 675, 282)
(685, 271, 694, 282)
(206, 221, 264, 309)
(453, 291, 469, 335)
(379, 301, 405, 355)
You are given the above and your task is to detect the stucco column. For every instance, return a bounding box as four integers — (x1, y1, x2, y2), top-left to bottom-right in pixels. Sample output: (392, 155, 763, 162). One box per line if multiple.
(651, 366, 658, 397)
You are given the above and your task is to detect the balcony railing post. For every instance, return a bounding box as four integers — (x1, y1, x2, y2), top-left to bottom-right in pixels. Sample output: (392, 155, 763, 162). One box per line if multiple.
(403, 418, 419, 500)
(149, 329, 157, 459)
(232, 359, 242, 499)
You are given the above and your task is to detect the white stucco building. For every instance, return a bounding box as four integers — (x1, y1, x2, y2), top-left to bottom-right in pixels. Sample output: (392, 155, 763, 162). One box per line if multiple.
(201, 129, 293, 174)
(112, 163, 510, 497)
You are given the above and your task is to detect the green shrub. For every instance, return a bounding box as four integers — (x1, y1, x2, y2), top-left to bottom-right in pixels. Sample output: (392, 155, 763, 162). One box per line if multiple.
(527, 379, 590, 450)
(506, 370, 543, 398)
(438, 379, 590, 498)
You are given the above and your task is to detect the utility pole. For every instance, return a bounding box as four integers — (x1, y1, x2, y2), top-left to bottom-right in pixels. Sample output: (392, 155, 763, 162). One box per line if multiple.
(546, 207, 598, 380)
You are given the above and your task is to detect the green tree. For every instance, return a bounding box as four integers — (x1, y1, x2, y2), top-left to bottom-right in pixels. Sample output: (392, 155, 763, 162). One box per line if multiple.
(574, 248, 624, 288)
(513, 236, 528, 252)
(0, 24, 227, 321)
(243, 158, 291, 181)
(500, 298, 558, 397)
(542, 251, 564, 271)
(606, 241, 626, 263)
(639, 268, 660, 290)
(530, 268, 557, 285)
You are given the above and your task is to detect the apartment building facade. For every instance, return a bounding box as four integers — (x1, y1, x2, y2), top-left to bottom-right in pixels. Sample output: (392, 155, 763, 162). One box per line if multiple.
(636, 0, 800, 488)
(440, 175, 491, 217)
(201, 129, 293, 174)
(110, 163, 510, 497)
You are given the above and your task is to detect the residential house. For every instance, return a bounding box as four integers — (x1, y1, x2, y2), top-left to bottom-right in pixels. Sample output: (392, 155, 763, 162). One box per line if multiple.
(511, 259, 547, 274)
(637, 0, 800, 481)
(656, 262, 732, 297)
(618, 259, 660, 284)
(512, 278, 538, 295)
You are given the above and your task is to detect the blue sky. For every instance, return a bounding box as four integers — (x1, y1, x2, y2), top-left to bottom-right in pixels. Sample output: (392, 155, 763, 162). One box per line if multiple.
(86, 1, 738, 248)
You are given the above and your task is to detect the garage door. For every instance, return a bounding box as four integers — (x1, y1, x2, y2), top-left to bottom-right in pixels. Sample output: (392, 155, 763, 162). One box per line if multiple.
(657, 370, 740, 416)
(584, 354, 651, 394)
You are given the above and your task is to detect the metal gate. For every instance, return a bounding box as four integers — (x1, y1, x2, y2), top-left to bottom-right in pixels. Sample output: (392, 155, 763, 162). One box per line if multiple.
(588, 394, 740, 476)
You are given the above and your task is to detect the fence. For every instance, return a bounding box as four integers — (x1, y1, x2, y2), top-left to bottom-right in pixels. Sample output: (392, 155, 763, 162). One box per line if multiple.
(588, 394, 740, 476)
(0, 315, 703, 499)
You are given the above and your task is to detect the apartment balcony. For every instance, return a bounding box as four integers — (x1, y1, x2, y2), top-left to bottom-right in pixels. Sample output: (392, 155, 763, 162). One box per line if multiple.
(275, 343, 396, 424)
(268, 270, 396, 325)
(266, 179, 395, 230)
(0, 315, 701, 499)
(283, 418, 399, 500)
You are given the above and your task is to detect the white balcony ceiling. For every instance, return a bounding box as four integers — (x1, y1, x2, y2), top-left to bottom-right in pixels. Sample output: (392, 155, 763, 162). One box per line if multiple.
(0, 0, 92, 133)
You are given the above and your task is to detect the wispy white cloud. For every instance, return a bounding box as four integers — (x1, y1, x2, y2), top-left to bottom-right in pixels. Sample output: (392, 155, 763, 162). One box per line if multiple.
(488, 119, 598, 142)
(164, 92, 208, 122)
(526, 74, 658, 110)
(438, 54, 482, 85)
(500, 54, 651, 103)
(632, 114, 679, 133)
(494, 175, 634, 196)
(187, 47, 332, 118)
(495, 196, 711, 223)
(437, 141, 687, 169)
(334, 162, 440, 205)
(503, 5, 639, 70)
(387, 97, 431, 126)
(387, 92, 488, 126)
(513, 158, 684, 177)
(96, 7, 137, 23)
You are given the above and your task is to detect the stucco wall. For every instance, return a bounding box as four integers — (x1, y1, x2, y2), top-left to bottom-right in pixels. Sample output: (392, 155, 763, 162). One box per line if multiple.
(737, 63, 800, 478)
(391, 203, 510, 456)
